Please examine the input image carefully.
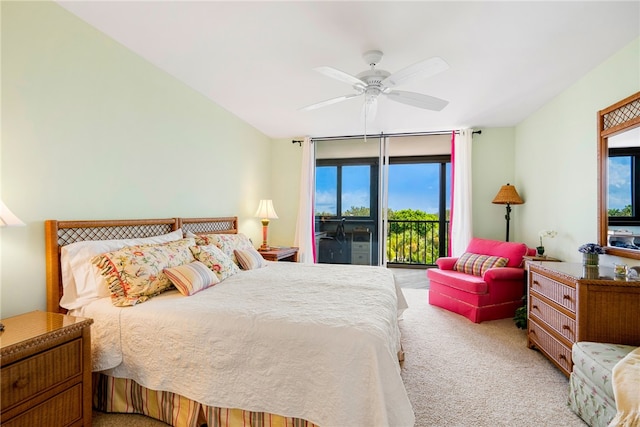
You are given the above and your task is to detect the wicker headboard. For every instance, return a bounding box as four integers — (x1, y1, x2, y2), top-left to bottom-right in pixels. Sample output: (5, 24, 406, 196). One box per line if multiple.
(45, 216, 238, 313)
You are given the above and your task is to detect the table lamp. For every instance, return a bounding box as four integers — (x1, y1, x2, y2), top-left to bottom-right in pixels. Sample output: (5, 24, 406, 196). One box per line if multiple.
(255, 199, 278, 251)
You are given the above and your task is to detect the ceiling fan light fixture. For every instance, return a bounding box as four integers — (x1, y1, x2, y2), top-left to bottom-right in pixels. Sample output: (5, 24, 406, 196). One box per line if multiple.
(302, 50, 450, 120)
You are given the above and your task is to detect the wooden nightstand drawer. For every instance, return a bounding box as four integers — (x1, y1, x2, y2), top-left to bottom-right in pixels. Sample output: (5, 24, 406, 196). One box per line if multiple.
(1, 311, 93, 426)
(2, 339, 82, 409)
(529, 295, 576, 343)
(530, 272, 576, 312)
(3, 383, 82, 427)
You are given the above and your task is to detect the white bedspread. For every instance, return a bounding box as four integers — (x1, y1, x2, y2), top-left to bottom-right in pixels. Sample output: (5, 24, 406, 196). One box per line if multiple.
(73, 262, 414, 427)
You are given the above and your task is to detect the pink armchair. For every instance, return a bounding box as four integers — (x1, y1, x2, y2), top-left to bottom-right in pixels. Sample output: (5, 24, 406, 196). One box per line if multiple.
(427, 238, 535, 323)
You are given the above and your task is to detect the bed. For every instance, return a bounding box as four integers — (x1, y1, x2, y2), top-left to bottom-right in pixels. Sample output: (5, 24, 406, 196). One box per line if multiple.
(45, 217, 414, 427)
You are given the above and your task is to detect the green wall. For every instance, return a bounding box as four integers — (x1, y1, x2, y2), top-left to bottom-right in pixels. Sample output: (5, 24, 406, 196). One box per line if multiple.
(1, 1, 272, 317)
(515, 37, 640, 262)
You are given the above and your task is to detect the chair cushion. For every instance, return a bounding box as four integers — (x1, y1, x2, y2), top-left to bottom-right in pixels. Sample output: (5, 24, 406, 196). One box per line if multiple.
(465, 238, 528, 267)
(572, 341, 637, 402)
(427, 268, 488, 294)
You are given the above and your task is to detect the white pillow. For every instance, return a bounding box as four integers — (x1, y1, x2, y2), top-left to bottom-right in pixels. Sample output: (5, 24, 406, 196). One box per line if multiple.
(60, 228, 184, 310)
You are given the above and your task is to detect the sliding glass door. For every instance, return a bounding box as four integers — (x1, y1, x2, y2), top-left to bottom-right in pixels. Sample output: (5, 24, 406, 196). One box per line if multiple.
(315, 137, 381, 265)
(386, 157, 450, 266)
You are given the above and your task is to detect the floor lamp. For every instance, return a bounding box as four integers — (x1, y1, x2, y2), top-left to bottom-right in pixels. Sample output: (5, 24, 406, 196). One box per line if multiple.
(491, 184, 524, 242)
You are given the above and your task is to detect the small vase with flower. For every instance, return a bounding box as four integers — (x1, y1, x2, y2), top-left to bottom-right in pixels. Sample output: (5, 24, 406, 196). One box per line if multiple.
(578, 243, 605, 266)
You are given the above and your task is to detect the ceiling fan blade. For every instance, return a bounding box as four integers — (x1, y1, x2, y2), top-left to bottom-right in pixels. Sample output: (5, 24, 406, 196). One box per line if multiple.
(381, 56, 449, 89)
(385, 90, 449, 111)
(314, 66, 367, 89)
(300, 93, 362, 111)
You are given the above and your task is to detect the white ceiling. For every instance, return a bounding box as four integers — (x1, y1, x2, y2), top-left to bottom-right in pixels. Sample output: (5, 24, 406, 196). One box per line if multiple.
(56, 1, 640, 139)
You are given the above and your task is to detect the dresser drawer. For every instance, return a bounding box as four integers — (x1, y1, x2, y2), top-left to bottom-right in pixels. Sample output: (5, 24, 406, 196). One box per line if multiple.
(529, 295, 576, 342)
(351, 252, 370, 265)
(529, 319, 573, 375)
(1, 339, 82, 410)
(530, 272, 576, 312)
(352, 242, 370, 252)
(3, 383, 83, 427)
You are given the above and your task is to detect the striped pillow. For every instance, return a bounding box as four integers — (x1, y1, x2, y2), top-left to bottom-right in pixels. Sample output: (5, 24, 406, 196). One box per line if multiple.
(234, 248, 267, 270)
(453, 252, 509, 276)
(164, 261, 220, 296)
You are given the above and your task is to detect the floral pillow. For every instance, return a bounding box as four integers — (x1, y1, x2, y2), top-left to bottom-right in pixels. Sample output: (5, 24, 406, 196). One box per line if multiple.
(93, 238, 196, 307)
(195, 233, 255, 265)
(453, 252, 509, 277)
(164, 261, 220, 296)
(190, 244, 240, 281)
(234, 248, 268, 270)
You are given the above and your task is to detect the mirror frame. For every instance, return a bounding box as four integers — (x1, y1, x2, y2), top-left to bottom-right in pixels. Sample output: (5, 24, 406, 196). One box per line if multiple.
(598, 91, 640, 259)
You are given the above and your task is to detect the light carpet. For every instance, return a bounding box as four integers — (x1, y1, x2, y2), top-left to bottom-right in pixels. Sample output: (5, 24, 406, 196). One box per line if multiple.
(93, 288, 585, 427)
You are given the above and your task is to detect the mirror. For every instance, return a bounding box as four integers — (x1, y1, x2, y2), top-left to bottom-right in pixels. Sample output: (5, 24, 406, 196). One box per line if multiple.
(598, 91, 640, 259)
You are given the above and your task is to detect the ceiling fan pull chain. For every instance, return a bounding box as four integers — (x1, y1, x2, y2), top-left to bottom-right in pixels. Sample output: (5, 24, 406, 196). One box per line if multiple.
(364, 98, 368, 143)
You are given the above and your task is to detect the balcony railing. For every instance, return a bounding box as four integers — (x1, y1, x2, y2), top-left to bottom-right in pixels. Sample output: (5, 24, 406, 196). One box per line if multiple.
(386, 219, 449, 266)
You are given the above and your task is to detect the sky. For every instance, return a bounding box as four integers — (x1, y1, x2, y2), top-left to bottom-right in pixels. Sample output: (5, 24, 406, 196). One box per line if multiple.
(608, 156, 631, 210)
(315, 163, 450, 215)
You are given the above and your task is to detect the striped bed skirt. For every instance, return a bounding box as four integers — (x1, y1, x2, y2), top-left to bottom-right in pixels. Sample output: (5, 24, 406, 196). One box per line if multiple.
(93, 373, 319, 427)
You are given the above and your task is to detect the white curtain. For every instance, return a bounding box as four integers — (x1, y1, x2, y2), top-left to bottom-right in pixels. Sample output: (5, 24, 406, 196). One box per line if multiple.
(294, 137, 316, 264)
(450, 129, 473, 256)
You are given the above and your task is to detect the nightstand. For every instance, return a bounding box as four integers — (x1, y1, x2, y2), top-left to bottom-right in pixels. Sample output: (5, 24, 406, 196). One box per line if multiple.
(259, 247, 299, 262)
(1, 311, 93, 426)
(523, 255, 561, 263)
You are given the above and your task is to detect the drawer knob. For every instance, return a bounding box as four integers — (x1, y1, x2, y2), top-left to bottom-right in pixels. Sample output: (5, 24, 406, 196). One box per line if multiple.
(532, 280, 540, 286)
(531, 305, 539, 310)
(563, 294, 571, 300)
(14, 376, 29, 389)
(559, 354, 567, 361)
(562, 325, 571, 330)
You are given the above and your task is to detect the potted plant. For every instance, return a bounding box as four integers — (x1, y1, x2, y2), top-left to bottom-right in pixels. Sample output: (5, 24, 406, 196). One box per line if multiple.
(537, 230, 557, 257)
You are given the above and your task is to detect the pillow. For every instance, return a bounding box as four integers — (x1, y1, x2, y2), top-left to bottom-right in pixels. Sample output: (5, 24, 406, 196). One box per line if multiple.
(234, 248, 268, 270)
(190, 244, 240, 281)
(453, 252, 509, 277)
(93, 238, 196, 307)
(164, 261, 220, 296)
(60, 228, 185, 310)
(184, 230, 198, 239)
(195, 233, 255, 265)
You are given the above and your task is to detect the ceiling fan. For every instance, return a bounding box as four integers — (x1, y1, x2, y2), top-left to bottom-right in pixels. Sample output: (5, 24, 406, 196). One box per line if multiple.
(301, 50, 450, 121)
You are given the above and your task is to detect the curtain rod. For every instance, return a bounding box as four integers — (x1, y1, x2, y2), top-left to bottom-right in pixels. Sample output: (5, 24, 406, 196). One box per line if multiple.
(292, 129, 481, 145)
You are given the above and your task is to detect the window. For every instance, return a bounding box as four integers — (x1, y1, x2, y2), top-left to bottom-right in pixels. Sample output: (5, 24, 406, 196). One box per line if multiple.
(315, 159, 377, 218)
(341, 165, 371, 216)
(608, 147, 640, 224)
(315, 166, 338, 216)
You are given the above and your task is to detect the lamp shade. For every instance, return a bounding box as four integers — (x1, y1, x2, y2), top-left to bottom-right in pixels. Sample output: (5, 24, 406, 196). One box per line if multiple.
(0, 200, 25, 227)
(254, 200, 279, 219)
(491, 184, 524, 205)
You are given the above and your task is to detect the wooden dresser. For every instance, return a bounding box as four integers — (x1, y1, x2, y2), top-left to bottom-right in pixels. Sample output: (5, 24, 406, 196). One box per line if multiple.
(0, 311, 93, 426)
(527, 262, 640, 377)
